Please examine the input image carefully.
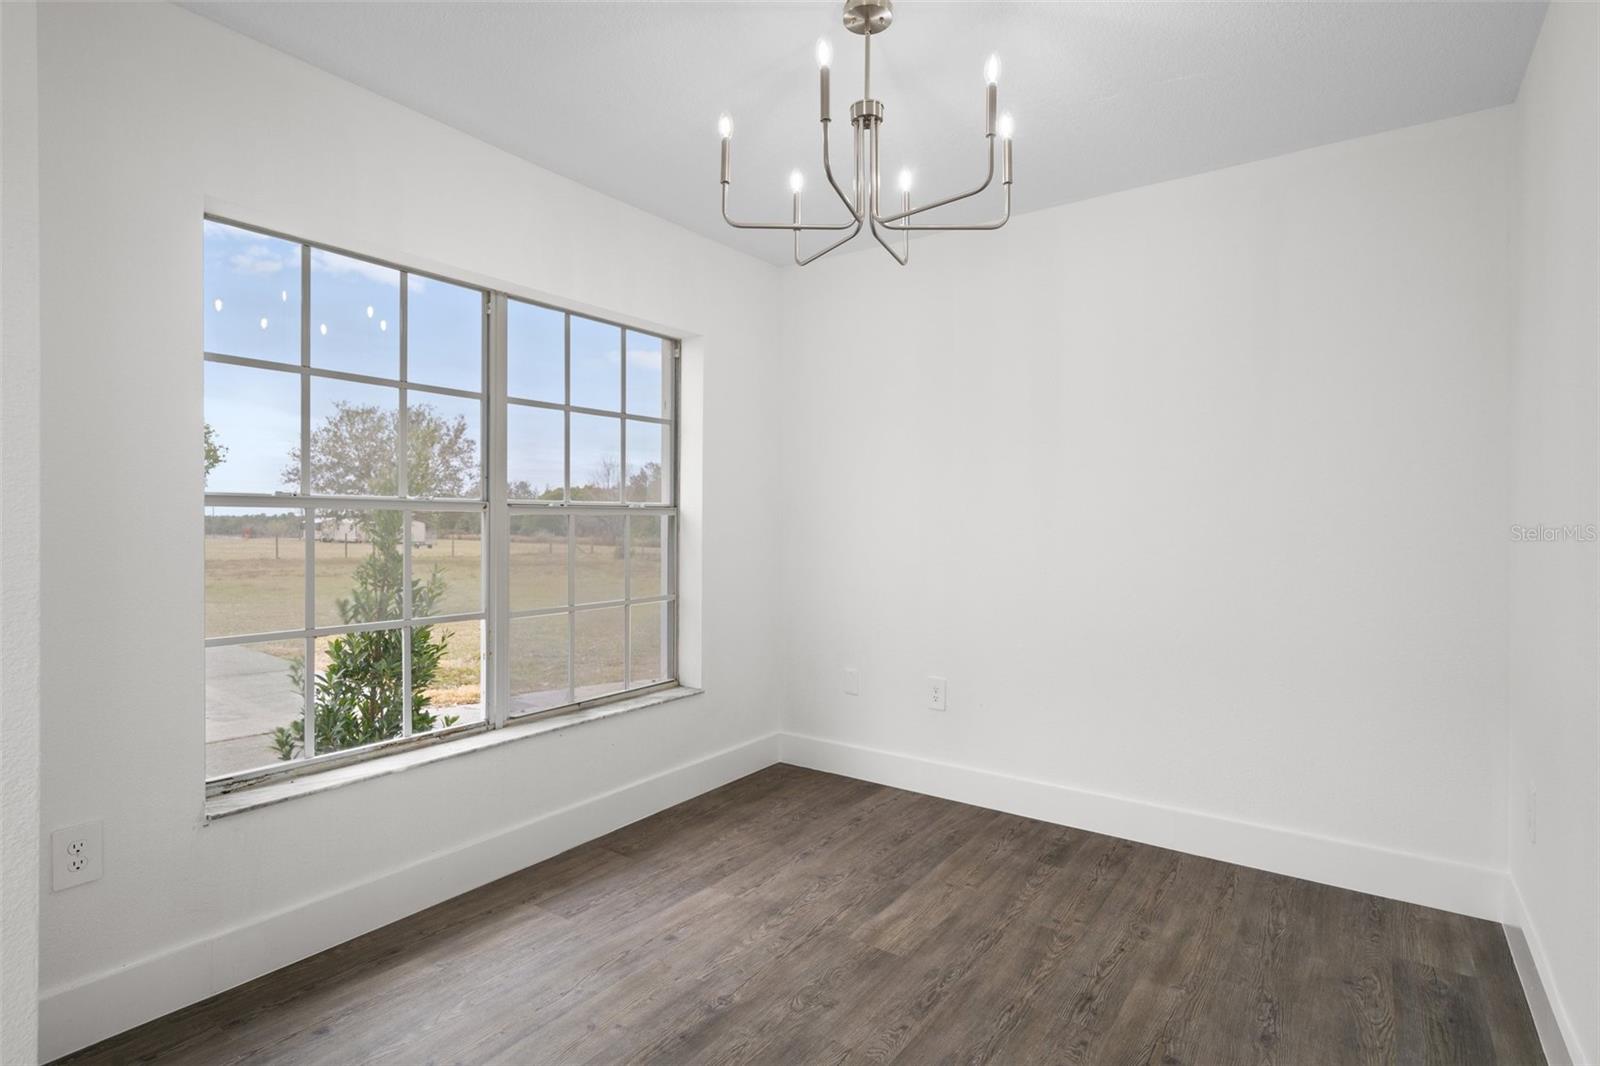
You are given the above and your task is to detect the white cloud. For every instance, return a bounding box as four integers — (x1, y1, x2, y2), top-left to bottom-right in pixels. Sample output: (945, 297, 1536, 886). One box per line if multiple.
(312, 247, 400, 287)
(228, 244, 288, 275)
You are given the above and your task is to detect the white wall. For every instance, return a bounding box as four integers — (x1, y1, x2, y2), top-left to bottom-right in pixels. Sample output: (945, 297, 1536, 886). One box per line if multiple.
(34, 3, 782, 1059)
(780, 109, 1514, 916)
(1, 3, 42, 1063)
(1508, 3, 1599, 1063)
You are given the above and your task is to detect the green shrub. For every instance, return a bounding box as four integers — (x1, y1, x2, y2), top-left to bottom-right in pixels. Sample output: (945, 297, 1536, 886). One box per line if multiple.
(273, 512, 458, 760)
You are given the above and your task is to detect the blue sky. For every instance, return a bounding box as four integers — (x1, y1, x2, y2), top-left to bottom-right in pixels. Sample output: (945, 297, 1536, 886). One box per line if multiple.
(204, 220, 666, 499)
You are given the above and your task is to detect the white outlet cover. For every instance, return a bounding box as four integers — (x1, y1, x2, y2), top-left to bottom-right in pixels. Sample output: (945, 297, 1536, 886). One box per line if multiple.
(843, 667, 859, 696)
(51, 820, 103, 891)
(928, 676, 948, 711)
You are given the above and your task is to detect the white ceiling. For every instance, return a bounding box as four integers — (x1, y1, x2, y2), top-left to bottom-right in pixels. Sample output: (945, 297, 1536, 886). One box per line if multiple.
(184, 1, 1547, 267)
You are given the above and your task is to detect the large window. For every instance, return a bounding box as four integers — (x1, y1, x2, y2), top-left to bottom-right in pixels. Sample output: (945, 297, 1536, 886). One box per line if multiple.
(202, 219, 677, 788)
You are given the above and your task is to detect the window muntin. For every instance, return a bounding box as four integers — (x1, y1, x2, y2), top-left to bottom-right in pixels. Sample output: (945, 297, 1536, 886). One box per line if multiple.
(502, 295, 678, 723)
(203, 218, 677, 789)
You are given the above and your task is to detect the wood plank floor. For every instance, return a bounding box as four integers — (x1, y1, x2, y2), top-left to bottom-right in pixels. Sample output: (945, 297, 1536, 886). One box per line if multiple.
(58, 765, 1545, 1065)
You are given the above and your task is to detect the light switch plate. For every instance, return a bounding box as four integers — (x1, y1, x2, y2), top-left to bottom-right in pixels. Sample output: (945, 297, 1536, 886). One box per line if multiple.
(843, 667, 860, 695)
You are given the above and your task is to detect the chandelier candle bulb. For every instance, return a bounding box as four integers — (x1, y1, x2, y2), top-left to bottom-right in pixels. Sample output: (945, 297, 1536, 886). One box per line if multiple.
(898, 168, 913, 193)
(1000, 113, 1014, 184)
(718, 114, 731, 184)
(984, 53, 1000, 85)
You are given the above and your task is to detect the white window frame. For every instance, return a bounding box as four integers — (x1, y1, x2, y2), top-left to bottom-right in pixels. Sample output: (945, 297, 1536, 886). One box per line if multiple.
(203, 217, 679, 796)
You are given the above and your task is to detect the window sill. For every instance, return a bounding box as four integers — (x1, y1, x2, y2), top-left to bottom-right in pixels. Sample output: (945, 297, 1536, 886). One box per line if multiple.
(204, 685, 704, 821)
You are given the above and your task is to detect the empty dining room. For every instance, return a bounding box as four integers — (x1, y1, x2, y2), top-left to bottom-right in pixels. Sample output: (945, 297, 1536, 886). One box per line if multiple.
(0, 1, 1595, 1063)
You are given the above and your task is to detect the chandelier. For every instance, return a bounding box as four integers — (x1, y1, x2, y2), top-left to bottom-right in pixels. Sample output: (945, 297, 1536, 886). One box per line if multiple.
(718, 0, 1014, 266)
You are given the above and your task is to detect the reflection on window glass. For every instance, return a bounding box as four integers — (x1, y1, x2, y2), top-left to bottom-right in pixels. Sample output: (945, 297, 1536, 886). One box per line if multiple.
(625, 420, 667, 503)
(570, 413, 621, 500)
(206, 639, 305, 779)
(511, 614, 569, 714)
(570, 315, 621, 411)
(203, 220, 301, 365)
(574, 606, 624, 699)
(574, 515, 624, 605)
(205, 508, 304, 639)
(309, 378, 399, 496)
(407, 392, 481, 499)
(511, 514, 569, 611)
(508, 301, 564, 403)
(412, 512, 482, 617)
(625, 332, 666, 418)
(630, 602, 668, 688)
(204, 361, 301, 494)
(310, 249, 400, 378)
(407, 275, 482, 393)
(508, 406, 564, 500)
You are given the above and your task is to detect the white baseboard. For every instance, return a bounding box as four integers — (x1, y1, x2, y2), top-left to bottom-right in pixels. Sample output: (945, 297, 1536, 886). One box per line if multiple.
(1503, 876, 1585, 1066)
(780, 732, 1507, 922)
(38, 732, 782, 1063)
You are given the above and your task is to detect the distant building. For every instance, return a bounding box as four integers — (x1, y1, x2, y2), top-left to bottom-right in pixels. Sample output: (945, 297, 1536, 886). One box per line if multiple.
(317, 518, 433, 547)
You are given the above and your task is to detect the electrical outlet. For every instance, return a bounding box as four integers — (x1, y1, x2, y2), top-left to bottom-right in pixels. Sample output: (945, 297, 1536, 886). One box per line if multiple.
(928, 676, 947, 711)
(52, 820, 103, 891)
(843, 667, 860, 696)
(1527, 784, 1537, 844)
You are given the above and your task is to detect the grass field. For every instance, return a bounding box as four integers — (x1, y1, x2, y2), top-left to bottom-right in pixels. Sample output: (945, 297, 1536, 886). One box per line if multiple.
(204, 529, 668, 712)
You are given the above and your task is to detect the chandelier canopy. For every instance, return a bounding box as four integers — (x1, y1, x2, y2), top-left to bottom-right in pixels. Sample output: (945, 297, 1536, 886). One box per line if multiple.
(718, 0, 1014, 266)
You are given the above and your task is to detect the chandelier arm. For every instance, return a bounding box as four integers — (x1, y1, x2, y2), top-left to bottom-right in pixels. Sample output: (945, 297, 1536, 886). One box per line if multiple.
(875, 183, 1012, 231)
(875, 136, 996, 225)
(867, 214, 910, 265)
(721, 185, 856, 232)
(794, 114, 867, 264)
(866, 127, 909, 265)
(792, 181, 863, 265)
(820, 120, 863, 221)
(797, 121, 865, 262)
(795, 219, 863, 266)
